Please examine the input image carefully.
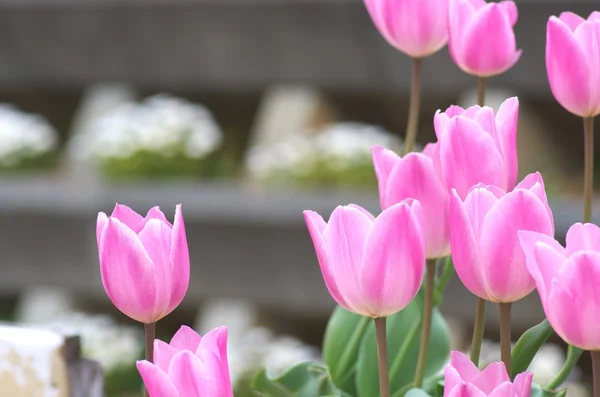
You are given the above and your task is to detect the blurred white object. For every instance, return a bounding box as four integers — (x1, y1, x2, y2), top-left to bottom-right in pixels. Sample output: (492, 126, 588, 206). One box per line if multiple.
(458, 88, 516, 111)
(0, 104, 57, 167)
(68, 94, 223, 162)
(0, 324, 68, 397)
(196, 299, 259, 345)
(16, 286, 76, 324)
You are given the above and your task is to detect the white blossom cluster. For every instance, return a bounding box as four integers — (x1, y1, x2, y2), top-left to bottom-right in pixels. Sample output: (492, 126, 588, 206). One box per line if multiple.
(0, 104, 57, 167)
(245, 122, 402, 181)
(69, 94, 223, 161)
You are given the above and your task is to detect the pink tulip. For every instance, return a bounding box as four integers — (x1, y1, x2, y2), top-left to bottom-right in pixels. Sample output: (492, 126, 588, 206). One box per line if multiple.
(448, 0, 522, 77)
(520, 223, 600, 350)
(449, 173, 554, 303)
(434, 97, 519, 199)
(137, 326, 233, 397)
(96, 204, 190, 324)
(304, 201, 425, 318)
(363, 0, 449, 58)
(372, 146, 450, 258)
(444, 351, 533, 397)
(546, 12, 600, 118)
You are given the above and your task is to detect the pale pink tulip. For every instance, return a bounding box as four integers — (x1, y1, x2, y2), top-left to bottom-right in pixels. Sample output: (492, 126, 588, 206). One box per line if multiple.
(304, 201, 425, 318)
(449, 173, 554, 303)
(434, 97, 519, 198)
(520, 223, 600, 350)
(444, 351, 533, 397)
(137, 326, 232, 397)
(364, 0, 449, 58)
(96, 204, 190, 324)
(546, 12, 600, 117)
(372, 146, 450, 258)
(448, 0, 522, 77)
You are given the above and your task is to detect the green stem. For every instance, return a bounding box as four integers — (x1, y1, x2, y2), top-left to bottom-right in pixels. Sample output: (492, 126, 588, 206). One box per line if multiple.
(403, 57, 422, 155)
(414, 259, 435, 387)
(546, 345, 583, 390)
(477, 77, 487, 107)
(592, 351, 600, 397)
(584, 116, 594, 223)
(470, 298, 487, 367)
(499, 303, 512, 376)
(374, 317, 390, 397)
(144, 322, 156, 397)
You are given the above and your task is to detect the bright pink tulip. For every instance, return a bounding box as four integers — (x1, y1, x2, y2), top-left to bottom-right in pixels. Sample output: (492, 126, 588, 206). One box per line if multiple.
(363, 0, 449, 58)
(520, 223, 600, 350)
(96, 204, 190, 324)
(449, 173, 554, 303)
(546, 12, 600, 118)
(448, 0, 522, 77)
(434, 97, 519, 199)
(304, 201, 425, 318)
(137, 326, 232, 397)
(444, 351, 533, 397)
(372, 146, 450, 258)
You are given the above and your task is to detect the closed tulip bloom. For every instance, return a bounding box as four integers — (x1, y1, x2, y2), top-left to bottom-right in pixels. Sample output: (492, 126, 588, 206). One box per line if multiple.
(546, 12, 600, 117)
(372, 146, 450, 258)
(363, 0, 449, 58)
(444, 351, 533, 397)
(520, 223, 600, 350)
(97, 204, 190, 324)
(304, 201, 425, 318)
(434, 97, 519, 198)
(449, 0, 522, 77)
(137, 326, 232, 397)
(449, 173, 554, 303)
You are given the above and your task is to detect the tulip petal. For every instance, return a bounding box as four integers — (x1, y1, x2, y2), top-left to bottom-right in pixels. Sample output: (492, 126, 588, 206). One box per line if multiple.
(547, 252, 600, 349)
(591, 11, 600, 21)
(546, 16, 592, 117)
(96, 212, 108, 249)
(558, 11, 586, 31)
(100, 218, 157, 323)
(169, 351, 207, 396)
(471, 362, 510, 394)
(168, 205, 190, 313)
(304, 210, 349, 310)
(111, 203, 144, 232)
(566, 223, 600, 254)
(513, 372, 533, 397)
(473, 107, 497, 141)
(362, 201, 425, 317)
(434, 111, 451, 140)
(495, 97, 519, 190)
(450, 351, 480, 381)
(197, 326, 228, 363)
(450, 189, 495, 300)
(137, 360, 180, 397)
(440, 116, 506, 198)
(460, 3, 520, 76)
(447, 383, 487, 397)
(170, 325, 202, 352)
(498, 1, 518, 26)
(515, 172, 554, 231)
(139, 206, 173, 231)
(154, 339, 179, 372)
(371, 146, 400, 209)
(574, 20, 600, 117)
(480, 189, 554, 302)
(487, 382, 514, 397)
(448, 0, 477, 65)
(385, 153, 450, 258)
(443, 366, 463, 397)
(196, 327, 232, 397)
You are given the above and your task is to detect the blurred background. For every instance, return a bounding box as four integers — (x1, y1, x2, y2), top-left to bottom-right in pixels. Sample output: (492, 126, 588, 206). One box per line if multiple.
(0, 0, 597, 395)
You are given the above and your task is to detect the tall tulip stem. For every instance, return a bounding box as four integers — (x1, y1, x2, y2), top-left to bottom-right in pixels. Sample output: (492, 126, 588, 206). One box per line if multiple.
(414, 259, 435, 387)
(499, 303, 512, 375)
(584, 116, 594, 223)
(374, 317, 390, 397)
(470, 298, 487, 367)
(592, 351, 600, 397)
(477, 77, 487, 106)
(403, 57, 422, 155)
(144, 322, 156, 397)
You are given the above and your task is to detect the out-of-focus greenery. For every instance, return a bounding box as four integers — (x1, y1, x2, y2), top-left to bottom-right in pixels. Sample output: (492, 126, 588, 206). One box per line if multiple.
(0, 151, 58, 173)
(105, 363, 143, 397)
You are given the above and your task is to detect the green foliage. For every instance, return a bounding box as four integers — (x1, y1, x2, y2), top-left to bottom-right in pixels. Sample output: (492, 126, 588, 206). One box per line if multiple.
(104, 364, 143, 396)
(546, 345, 584, 390)
(0, 151, 58, 172)
(511, 319, 554, 378)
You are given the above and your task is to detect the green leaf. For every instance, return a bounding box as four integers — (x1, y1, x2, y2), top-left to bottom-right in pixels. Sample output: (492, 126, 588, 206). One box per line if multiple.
(251, 362, 350, 397)
(546, 345, 584, 390)
(530, 383, 567, 397)
(323, 306, 371, 394)
(511, 319, 554, 378)
(433, 256, 455, 307)
(354, 296, 451, 397)
(404, 388, 433, 397)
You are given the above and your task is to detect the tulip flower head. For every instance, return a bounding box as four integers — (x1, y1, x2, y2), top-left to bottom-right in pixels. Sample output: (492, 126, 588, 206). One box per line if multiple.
(304, 201, 425, 318)
(363, 0, 450, 58)
(434, 97, 519, 198)
(546, 11, 600, 118)
(372, 146, 450, 259)
(450, 173, 554, 303)
(448, 0, 522, 77)
(444, 351, 533, 397)
(96, 204, 190, 324)
(520, 223, 600, 350)
(137, 326, 233, 397)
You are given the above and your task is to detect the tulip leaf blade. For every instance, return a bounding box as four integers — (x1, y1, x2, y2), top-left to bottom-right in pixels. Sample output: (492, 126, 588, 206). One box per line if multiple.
(530, 383, 567, 397)
(511, 319, 554, 378)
